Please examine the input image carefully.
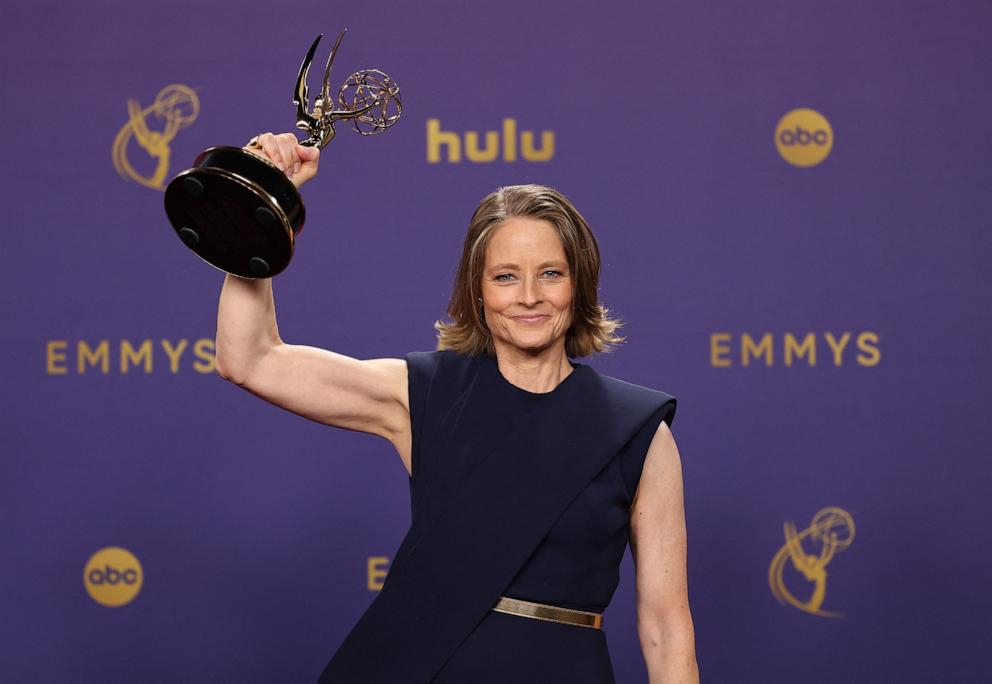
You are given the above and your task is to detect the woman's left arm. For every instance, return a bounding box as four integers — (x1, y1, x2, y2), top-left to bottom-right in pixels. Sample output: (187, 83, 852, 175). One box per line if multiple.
(629, 420, 700, 684)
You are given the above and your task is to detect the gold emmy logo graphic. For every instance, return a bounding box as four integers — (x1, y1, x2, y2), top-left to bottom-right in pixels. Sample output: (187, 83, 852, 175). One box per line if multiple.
(84, 546, 143, 607)
(112, 84, 199, 190)
(775, 108, 833, 167)
(768, 507, 855, 617)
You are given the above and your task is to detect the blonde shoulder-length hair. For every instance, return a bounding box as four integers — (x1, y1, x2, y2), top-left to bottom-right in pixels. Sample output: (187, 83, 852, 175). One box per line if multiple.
(434, 184, 625, 358)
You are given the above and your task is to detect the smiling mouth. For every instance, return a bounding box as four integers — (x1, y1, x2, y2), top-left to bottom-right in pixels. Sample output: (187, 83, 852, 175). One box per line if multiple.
(514, 315, 549, 322)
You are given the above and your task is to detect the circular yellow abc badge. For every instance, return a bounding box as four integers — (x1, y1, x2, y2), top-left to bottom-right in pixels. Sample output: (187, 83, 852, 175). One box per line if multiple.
(775, 108, 833, 167)
(83, 547, 143, 607)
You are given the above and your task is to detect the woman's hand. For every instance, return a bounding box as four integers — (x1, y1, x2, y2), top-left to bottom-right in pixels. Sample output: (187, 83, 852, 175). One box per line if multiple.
(243, 132, 320, 189)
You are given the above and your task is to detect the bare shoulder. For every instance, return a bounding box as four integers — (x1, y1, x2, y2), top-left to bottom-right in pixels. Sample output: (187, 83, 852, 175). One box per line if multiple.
(630, 420, 684, 526)
(649, 419, 677, 452)
(639, 420, 680, 480)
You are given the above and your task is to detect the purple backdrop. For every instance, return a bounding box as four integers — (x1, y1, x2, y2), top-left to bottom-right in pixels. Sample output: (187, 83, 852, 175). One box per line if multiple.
(2, 1, 990, 681)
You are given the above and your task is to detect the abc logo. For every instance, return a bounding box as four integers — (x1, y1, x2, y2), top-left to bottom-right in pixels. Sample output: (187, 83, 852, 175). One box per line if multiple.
(775, 108, 833, 167)
(83, 547, 143, 607)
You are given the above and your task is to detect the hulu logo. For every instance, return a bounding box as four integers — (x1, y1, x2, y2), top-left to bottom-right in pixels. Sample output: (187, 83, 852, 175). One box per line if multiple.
(427, 118, 555, 163)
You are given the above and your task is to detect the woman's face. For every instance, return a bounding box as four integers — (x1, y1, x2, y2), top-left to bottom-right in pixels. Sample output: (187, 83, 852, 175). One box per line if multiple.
(481, 216, 573, 356)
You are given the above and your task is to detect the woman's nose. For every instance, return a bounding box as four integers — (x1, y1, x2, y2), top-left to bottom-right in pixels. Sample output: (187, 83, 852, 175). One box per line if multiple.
(519, 276, 542, 304)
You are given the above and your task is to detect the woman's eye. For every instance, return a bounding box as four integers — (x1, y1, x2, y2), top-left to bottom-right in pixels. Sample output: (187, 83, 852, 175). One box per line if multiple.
(494, 273, 514, 281)
(542, 270, 563, 278)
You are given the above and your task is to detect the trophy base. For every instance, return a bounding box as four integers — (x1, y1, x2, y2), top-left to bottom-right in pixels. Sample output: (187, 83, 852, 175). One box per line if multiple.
(163, 147, 306, 278)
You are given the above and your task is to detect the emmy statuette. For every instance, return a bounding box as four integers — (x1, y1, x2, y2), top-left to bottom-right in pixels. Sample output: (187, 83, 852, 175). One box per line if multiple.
(163, 30, 401, 278)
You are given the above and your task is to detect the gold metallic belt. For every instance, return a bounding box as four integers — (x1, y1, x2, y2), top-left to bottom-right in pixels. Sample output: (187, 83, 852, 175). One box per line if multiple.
(492, 595, 603, 630)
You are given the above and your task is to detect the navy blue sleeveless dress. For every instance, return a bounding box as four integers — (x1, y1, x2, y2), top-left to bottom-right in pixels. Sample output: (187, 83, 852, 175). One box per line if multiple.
(317, 349, 677, 684)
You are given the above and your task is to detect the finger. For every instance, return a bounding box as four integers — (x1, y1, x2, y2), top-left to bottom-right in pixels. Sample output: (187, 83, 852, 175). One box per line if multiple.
(297, 144, 319, 163)
(288, 140, 301, 175)
(275, 135, 298, 175)
(243, 133, 266, 159)
(270, 134, 289, 172)
(299, 147, 319, 179)
(292, 143, 305, 177)
(259, 133, 281, 169)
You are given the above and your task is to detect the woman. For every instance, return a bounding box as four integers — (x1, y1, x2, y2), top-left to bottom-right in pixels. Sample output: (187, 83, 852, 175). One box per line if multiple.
(217, 132, 699, 683)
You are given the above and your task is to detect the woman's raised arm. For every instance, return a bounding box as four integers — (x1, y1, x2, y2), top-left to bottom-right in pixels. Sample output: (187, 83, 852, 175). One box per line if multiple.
(213, 133, 412, 472)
